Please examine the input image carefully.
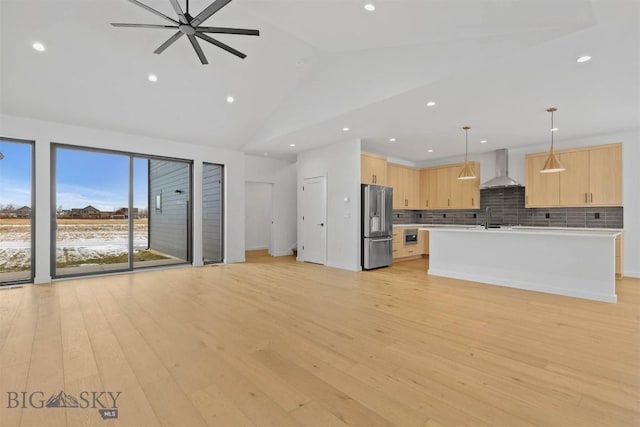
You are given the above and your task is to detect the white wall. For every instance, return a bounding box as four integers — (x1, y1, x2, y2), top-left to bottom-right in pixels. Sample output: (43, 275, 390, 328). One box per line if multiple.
(0, 113, 246, 283)
(297, 139, 361, 271)
(417, 130, 640, 278)
(244, 155, 297, 256)
(245, 182, 272, 251)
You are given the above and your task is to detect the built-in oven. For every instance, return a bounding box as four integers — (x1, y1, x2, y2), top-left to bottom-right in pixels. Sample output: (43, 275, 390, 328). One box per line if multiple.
(403, 229, 418, 245)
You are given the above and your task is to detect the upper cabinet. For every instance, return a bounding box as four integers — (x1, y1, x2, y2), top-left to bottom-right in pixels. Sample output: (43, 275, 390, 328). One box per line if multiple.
(525, 143, 622, 208)
(421, 162, 480, 209)
(387, 163, 420, 209)
(588, 144, 622, 205)
(526, 154, 560, 207)
(361, 152, 387, 185)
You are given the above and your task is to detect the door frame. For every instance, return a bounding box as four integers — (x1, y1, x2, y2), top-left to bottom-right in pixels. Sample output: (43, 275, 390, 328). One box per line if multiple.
(50, 143, 193, 279)
(301, 175, 327, 265)
(0, 137, 35, 286)
(244, 180, 274, 255)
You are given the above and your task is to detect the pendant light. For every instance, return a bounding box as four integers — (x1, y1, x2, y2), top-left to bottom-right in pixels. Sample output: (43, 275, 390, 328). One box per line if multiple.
(458, 126, 476, 180)
(540, 107, 565, 173)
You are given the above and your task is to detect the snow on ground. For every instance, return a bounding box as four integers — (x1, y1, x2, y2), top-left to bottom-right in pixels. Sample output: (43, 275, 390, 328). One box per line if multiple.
(0, 220, 150, 271)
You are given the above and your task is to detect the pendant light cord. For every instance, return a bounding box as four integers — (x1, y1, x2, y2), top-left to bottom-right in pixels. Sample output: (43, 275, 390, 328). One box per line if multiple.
(551, 110, 554, 150)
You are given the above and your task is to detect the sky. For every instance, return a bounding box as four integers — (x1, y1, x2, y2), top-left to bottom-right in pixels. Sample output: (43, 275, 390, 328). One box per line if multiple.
(0, 140, 153, 211)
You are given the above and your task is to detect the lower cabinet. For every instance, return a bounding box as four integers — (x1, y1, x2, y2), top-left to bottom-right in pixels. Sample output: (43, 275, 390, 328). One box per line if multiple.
(616, 233, 624, 278)
(392, 227, 428, 260)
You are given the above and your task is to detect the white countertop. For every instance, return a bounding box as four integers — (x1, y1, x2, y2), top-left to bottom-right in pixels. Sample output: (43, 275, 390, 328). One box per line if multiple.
(394, 223, 621, 237)
(419, 226, 620, 238)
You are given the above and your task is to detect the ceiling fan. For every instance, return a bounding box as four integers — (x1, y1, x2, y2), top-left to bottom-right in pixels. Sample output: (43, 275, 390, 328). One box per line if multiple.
(111, 0, 259, 64)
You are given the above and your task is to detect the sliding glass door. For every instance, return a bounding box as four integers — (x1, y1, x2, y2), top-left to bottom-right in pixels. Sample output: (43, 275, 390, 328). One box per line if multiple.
(0, 138, 34, 284)
(136, 158, 191, 267)
(52, 145, 192, 278)
(53, 148, 130, 276)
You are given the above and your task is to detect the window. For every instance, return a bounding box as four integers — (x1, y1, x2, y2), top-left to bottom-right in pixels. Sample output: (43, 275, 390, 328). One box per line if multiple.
(0, 138, 34, 285)
(52, 144, 193, 278)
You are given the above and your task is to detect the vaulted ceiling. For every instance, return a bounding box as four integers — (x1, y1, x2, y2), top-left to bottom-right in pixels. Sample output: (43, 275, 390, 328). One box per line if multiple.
(1, 0, 638, 161)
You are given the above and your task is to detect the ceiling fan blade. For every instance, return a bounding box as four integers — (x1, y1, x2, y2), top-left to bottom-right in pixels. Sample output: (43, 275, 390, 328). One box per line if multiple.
(195, 27, 259, 36)
(168, 0, 188, 24)
(187, 35, 209, 64)
(195, 33, 246, 59)
(126, 0, 178, 24)
(154, 31, 184, 54)
(190, 0, 233, 27)
(111, 23, 178, 29)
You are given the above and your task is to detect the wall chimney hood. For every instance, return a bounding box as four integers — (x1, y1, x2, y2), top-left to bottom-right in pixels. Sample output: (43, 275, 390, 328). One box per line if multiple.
(481, 149, 522, 188)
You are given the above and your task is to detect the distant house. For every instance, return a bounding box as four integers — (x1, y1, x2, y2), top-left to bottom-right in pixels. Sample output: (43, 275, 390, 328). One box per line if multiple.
(68, 205, 101, 219)
(15, 206, 31, 218)
(112, 207, 139, 219)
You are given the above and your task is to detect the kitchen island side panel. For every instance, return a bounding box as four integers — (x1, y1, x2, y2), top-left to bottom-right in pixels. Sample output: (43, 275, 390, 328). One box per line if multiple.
(427, 229, 617, 302)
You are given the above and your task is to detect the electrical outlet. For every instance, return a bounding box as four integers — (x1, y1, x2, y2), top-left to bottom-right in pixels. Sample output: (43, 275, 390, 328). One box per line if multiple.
(443, 214, 447, 218)
(545, 213, 550, 219)
(473, 213, 477, 218)
(594, 212, 600, 219)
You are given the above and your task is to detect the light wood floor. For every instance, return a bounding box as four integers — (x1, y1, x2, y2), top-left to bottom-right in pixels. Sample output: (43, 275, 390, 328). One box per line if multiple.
(0, 252, 639, 427)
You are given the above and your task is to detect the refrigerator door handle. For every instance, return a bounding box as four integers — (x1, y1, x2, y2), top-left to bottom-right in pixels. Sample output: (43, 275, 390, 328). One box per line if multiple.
(370, 237, 392, 242)
(380, 189, 385, 230)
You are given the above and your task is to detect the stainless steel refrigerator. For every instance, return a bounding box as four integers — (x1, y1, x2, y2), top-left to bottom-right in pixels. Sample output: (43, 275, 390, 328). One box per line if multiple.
(362, 184, 393, 270)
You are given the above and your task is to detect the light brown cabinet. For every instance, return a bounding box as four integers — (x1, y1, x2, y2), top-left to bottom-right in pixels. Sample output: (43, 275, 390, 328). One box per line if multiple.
(589, 144, 622, 205)
(420, 230, 429, 255)
(616, 233, 624, 278)
(392, 226, 426, 260)
(451, 162, 480, 209)
(419, 168, 438, 209)
(387, 164, 420, 209)
(420, 162, 480, 209)
(559, 150, 590, 205)
(526, 143, 622, 208)
(526, 154, 560, 207)
(361, 152, 387, 185)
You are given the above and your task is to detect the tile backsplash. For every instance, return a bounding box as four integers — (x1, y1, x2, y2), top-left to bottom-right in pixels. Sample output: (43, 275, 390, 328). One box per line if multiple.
(393, 187, 623, 228)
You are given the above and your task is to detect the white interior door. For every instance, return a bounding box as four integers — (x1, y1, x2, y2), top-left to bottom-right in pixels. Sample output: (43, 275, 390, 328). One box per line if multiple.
(245, 182, 272, 251)
(302, 176, 327, 265)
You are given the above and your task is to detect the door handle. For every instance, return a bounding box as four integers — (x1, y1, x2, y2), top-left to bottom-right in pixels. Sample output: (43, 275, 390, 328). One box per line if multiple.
(317, 223, 324, 226)
(590, 193, 593, 203)
(585, 193, 588, 203)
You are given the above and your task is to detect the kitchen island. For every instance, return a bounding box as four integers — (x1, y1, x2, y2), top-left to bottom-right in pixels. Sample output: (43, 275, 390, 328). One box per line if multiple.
(421, 226, 621, 303)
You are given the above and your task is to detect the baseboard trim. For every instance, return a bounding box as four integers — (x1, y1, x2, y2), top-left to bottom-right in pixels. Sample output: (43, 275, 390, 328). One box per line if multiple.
(270, 249, 293, 257)
(325, 262, 360, 272)
(624, 270, 640, 278)
(428, 268, 617, 303)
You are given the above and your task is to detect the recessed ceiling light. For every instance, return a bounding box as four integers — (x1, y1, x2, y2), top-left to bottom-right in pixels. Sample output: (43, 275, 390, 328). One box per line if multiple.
(148, 74, 158, 83)
(577, 55, 592, 63)
(427, 149, 434, 153)
(551, 127, 559, 132)
(226, 96, 235, 104)
(426, 101, 436, 107)
(32, 42, 45, 52)
(389, 138, 396, 142)
(364, 4, 375, 12)
(289, 144, 296, 147)
(480, 140, 487, 144)
(343, 127, 350, 132)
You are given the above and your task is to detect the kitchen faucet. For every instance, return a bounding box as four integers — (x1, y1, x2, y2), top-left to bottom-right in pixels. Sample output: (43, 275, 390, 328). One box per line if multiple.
(484, 206, 492, 229)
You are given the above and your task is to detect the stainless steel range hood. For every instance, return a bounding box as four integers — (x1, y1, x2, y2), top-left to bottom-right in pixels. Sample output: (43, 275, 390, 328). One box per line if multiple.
(481, 149, 522, 188)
